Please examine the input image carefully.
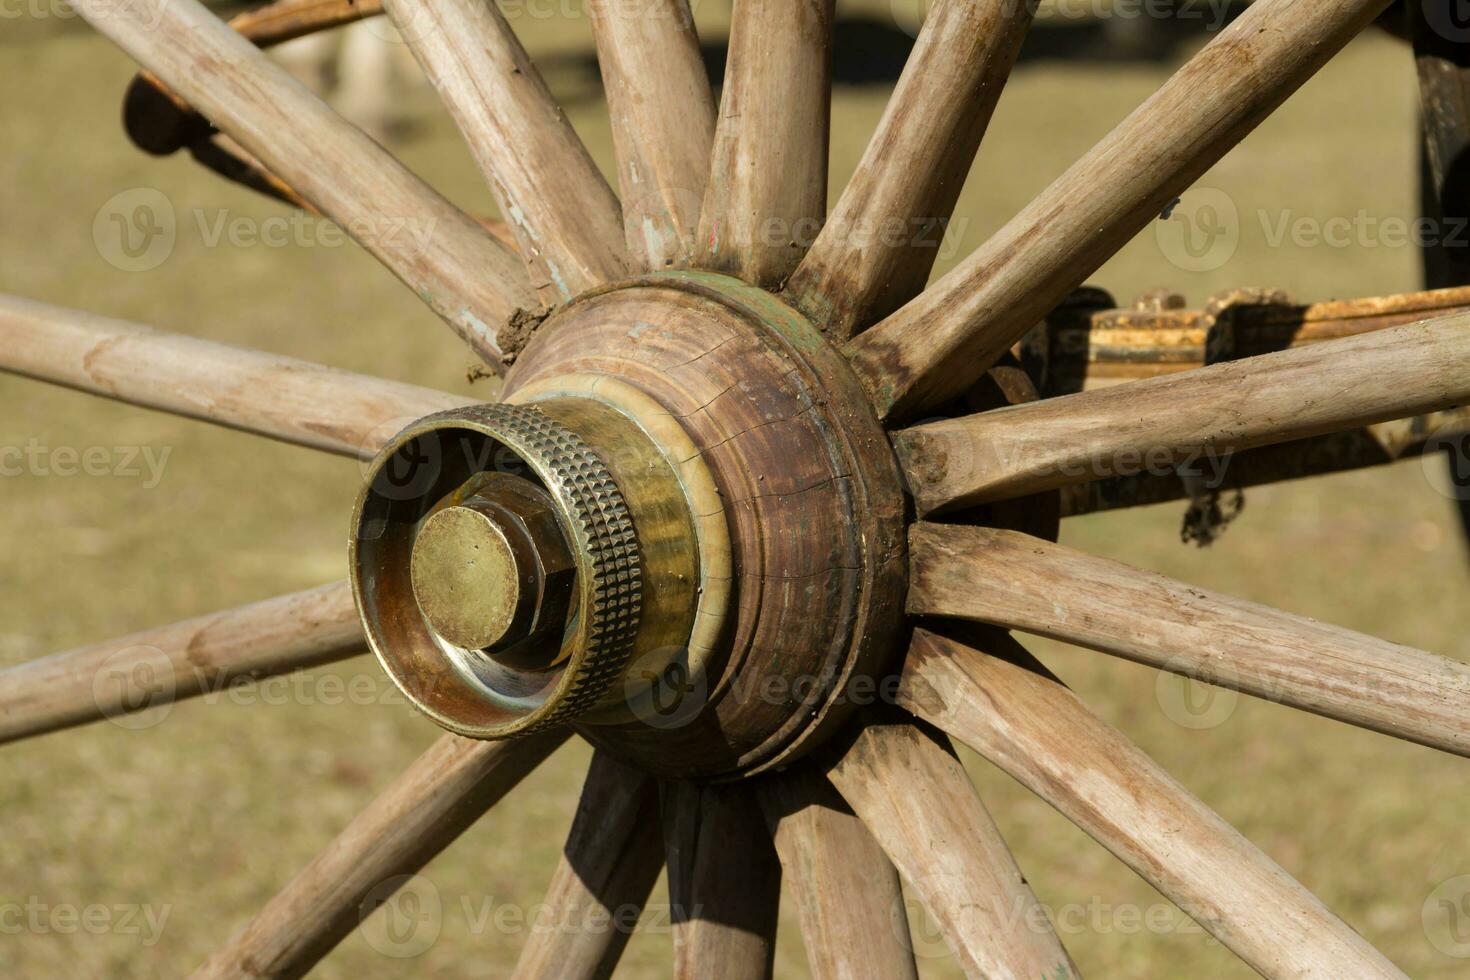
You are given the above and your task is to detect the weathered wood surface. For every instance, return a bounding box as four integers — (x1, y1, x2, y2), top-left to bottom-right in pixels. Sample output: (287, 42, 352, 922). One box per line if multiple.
(696, 0, 835, 287)
(227, 0, 383, 43)
(899, 627, 1406, 978)
(194, 731, 567, 979)
(909, 524, 1470, 758)
(756, 767, 919, 980)
(662, 781, 781, 979)
(385, 0, 628, 303)
(73, 0, 534, 362)
(785, 0, 1033, 337)
(124, 0, 390, 160)
(897, 312, 1470, 513)
(513, 280, 906, 778)
(510, 752, 664, 980)
(590, 0, 715, 270)
(826, 718, 1076, 979)
(848, 0, 1392, 419)
(0, 583, 361, 743)
(0, 295, 472, 459)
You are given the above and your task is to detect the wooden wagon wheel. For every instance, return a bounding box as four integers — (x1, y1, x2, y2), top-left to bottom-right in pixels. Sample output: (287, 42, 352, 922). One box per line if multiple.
(4, 0, 1469, 976)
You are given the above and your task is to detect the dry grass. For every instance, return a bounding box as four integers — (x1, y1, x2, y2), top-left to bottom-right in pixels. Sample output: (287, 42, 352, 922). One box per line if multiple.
(1, 8, 1467, 978)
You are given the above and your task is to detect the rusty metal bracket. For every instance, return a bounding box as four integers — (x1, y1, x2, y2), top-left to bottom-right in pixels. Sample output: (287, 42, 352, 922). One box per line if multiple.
(1035, 284, 1470, 524)
(120, 0, 385, 210)
(1029, 283, 1470, 396)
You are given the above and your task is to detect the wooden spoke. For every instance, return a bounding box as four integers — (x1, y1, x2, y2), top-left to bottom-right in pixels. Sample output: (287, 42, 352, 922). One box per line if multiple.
(0, 583, 361, 744)
(662, 781, 781, 979)
(0, 295, 471, 459)
(899, 627, 1405, 977)
(385, 0, 628, 303)
(510, 752, 663, 980)
(755, 767, 920, 980)
(72, 0, 534, 362)
(825, 715, 1074, 979)
(695, 0, 835, 287)
(194, 730, 567, 979)
(848, 0, 1392, 420)
(220, 0, 384, 45)
(897, 313, 1470, 513)
(909, 524, 1470, 757)
(1059, 410, 1470, 519)
(590, 0, 716, 271)
(784, 0, 1034, 337)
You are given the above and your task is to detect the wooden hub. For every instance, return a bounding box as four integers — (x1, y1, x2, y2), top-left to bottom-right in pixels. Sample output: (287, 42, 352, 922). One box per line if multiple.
(354, 273, 908, 777)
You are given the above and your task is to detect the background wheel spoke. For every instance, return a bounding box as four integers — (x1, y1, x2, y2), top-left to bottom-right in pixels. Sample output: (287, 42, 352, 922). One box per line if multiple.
(510, 752, 663, 980)
(0, 295, 472, 458)
(386, 0, 628, 303)
(71, 0, 534, 361)
(848, 0, 1393, 420)
(0, 582, 361, 743)
(590, 0, 715, 271)
(899, 626, 1406, 978)
(662, 780, 780, 980)
(756, 766, 920, 980)
(695, 0, 835, 287)
(194, 731, 567, 979)
(784, 0, 1034, 338)
(826, 716, 1075, 979)
(897, 312, 1470, 512)
(909, 524, 1470, 757)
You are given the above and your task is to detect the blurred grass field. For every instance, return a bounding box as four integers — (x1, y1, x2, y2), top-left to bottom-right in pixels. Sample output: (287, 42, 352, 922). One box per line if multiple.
(3, 5, 1470, 977)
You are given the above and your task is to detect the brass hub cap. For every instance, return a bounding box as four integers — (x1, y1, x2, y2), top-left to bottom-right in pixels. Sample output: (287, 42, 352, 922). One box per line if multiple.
(352, 401, 693, 738)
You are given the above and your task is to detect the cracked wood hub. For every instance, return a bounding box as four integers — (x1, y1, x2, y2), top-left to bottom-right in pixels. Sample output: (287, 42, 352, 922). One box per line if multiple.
(354, 272, 907, 778)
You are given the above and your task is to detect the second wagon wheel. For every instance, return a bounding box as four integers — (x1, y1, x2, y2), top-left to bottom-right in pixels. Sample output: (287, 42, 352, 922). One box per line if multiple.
(3, 0, 1469, 976)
